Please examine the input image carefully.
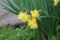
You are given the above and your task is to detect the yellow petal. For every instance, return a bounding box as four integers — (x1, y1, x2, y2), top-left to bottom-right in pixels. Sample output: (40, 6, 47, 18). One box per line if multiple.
(54, 0, 59, 6)
(30, 9, 39, 18)
(18, 12, 30, 22)
(28, 18, 38, 29)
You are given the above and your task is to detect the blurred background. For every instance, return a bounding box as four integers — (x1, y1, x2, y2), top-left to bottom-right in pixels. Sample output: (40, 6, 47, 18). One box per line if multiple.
(0, 0, 6, 15)
(0, 0, 23, 27)
(0, 0, 60, 40)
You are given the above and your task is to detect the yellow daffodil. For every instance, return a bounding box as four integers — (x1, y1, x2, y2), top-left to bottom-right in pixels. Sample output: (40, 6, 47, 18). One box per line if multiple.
(54, 0, 59, 6)
(18, 12, 30, 22)
(30, 9, 39, 18)
(18, 10, 39, 29)
(28, 18, 38, 29)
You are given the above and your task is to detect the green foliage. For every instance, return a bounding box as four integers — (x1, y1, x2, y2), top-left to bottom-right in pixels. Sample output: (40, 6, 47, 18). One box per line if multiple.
(0, 25, 60, 40)
(3, 0, 60, 17)
(0, 25, 42, 40)
(2, 0, 60, 40)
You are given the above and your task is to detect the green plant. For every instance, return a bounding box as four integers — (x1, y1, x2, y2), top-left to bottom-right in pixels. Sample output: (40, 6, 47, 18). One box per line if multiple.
(2, 0, 60, 40)
(0, 25, 60, 40)
(0, 25, 38, 40)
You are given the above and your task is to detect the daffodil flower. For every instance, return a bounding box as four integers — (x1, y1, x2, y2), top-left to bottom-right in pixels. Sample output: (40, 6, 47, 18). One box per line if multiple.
(54, 0, 59, 6)
(30, 9, 39, 19)
(18, 12, 30, 22)
(28, 18, 38, 29)
(18, 9, 39, 29)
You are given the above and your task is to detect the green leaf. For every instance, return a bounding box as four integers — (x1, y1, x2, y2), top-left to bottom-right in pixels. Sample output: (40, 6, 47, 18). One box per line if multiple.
(51, 36, 57, 40)
(57, 25, 60, 30)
